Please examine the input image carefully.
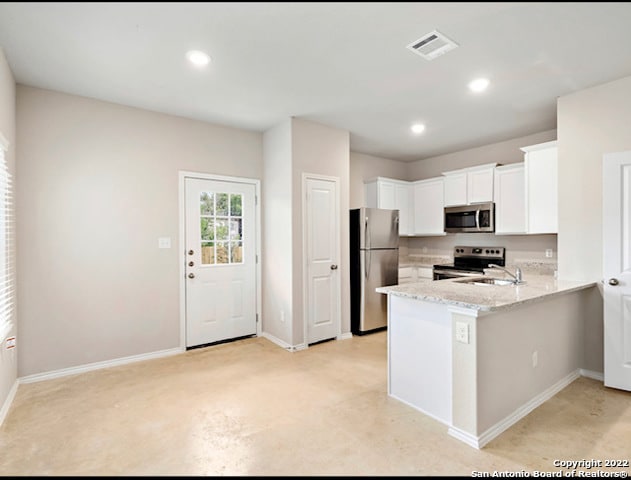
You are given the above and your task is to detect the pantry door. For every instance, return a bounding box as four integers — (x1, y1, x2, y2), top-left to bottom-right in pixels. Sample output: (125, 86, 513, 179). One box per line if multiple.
(603, 150, 631, 391)
(184, 176, 257, 348)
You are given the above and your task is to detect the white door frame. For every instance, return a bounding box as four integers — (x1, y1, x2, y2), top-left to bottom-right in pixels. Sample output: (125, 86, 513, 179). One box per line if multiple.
(179, 171, 262, 349)
(302, 173, 342, 346)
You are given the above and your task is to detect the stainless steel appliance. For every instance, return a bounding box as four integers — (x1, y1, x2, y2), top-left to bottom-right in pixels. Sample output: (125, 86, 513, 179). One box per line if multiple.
(350, 207, 399, 335)
(433, 246, 505, 280)
(444, 202, 495, 233)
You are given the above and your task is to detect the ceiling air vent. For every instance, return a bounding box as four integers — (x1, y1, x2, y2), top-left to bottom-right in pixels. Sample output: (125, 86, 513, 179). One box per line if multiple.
(407, 30, 459, 60)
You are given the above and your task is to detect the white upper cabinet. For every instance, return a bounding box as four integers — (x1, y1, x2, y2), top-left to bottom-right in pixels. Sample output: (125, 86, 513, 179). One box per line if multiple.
(412, 177, 445, 236)
(443, 171, 467, 206)
(443, 163, 496, 206)
(365, 177, 412, 235)
(521, 141, 558, 234)
(494, 163, 526, 234)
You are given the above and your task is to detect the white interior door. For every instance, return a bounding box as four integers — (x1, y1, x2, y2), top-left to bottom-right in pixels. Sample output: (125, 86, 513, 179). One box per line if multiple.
(603, 151, 631, 391)
(305, 176, 340, 345)
(185, 177, 257, 347)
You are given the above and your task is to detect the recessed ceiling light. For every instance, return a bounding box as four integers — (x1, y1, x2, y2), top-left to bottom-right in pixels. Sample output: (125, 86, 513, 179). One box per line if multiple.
(186, 50, 211, 67)
(469, 77, 490, 93)
(411, 123, 426, 134)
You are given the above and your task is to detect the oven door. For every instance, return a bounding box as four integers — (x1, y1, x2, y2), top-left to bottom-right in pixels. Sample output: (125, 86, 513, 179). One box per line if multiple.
(432, 269, 484, 281)
(444, 203, 495, 233)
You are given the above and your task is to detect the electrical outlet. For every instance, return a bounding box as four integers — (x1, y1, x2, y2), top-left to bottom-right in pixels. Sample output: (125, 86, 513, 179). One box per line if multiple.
(455, 322, 469, 344)
(545, 249, 553, 258)
(158, 237, 171, 249)
(532, 350, 538, 368)
(280, 310, 285, 323)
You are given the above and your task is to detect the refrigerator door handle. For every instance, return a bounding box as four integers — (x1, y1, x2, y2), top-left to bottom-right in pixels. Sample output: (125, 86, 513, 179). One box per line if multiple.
(365, 248, 371, 279)
(365, 216, 371, 250)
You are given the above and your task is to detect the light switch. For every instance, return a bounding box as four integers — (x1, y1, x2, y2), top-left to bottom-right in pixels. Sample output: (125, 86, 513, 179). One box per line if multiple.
(158, 237, 171, 249)
(455, 322, 469, 344)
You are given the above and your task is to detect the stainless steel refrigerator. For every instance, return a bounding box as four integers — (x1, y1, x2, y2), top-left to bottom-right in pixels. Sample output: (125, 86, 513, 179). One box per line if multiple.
(350, 207, 399, 335)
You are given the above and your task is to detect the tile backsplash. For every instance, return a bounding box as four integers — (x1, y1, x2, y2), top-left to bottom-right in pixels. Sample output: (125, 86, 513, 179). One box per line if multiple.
(401, 233, 558, 275)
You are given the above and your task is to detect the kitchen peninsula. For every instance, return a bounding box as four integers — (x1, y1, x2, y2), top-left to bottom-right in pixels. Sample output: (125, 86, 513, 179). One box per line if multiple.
(376, 274, 596, 449)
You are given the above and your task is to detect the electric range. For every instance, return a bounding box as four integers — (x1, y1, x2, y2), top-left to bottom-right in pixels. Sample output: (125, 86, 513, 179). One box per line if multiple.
(433, 246, 505, 280)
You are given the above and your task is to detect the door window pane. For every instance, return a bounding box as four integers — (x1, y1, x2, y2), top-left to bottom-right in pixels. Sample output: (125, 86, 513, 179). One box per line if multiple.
(200, 192, 214, 215)
(230, 195, 242, 216)
(201, 242, 215, 265)
(216, 243, 229, 264)
(199, 191, 244, 265)
(231, 242, 243, 263)
(230, 219, 242, 240)
(215, 219, 229, 241)
(216, 193, 229, 216)
(201, 218, 215, 241)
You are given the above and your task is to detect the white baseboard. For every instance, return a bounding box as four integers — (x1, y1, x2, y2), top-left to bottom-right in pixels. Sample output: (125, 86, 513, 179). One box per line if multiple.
(448, 426, 481, 449)
(580, 369, 604, 382)
(336, 332, 353, 340)
(260, 332, 307, 352)
(450, 369, 581, 449)
(0, 379, 18, 427)
(19, 347, 184, 384)
(388, 392, 451, 427)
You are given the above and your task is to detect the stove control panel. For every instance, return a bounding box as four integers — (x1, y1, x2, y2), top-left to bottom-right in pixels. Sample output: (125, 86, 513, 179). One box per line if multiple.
(454, 246, 505, 259)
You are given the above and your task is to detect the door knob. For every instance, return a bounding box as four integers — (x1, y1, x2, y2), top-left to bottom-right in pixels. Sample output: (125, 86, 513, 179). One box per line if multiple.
(330, 264, 338, 270)
(188, 261, 194, 267)
(188, 273, 195, 279)
(609, 278, 619, 286)
(188, 250, 194, 255)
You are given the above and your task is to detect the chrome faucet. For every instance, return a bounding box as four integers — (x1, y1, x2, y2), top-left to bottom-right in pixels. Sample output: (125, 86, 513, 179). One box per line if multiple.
(488, 264, 523, 284)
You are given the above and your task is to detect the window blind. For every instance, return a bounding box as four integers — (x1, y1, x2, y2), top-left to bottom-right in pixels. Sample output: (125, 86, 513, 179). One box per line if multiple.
(0, 138, 13, 340)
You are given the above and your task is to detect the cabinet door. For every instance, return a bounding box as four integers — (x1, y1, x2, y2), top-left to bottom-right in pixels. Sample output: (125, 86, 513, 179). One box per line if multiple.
(413, 178, 445, 235)
(525, 145, 558, 233)
(494, 163, 526, 234)
(443, 172, 467, 206)
(467, 167, 494, 204)
(395, 183, 411, 235)
(378, 180, 396, 210)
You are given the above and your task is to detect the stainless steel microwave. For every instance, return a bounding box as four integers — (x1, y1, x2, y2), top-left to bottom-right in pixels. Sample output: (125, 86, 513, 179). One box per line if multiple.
(444, 202, 495, 233)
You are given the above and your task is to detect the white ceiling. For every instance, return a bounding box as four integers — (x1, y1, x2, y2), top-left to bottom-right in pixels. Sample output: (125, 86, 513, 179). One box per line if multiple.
(1, 2, 631, 161)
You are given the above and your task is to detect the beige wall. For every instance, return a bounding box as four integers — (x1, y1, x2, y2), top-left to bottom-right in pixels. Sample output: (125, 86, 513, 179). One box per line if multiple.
(349, 152, 408, 208)
(0, 49, 16, 413)
(291, 118, 350, 344)
(557, 74, 631, 373)
(16, 86, 263, 376)
(407, 129, 557, 181)
(262, 120, 293, 344)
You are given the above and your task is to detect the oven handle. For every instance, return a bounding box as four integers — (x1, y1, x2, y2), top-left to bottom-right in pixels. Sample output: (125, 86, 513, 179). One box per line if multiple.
(475, 209, 480, 231)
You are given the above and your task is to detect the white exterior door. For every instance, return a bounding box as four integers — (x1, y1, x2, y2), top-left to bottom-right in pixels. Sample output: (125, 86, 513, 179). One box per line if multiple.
(603, 151, 631, 391)
(304, 176, 340, 345)
(185, 177, 257, 347)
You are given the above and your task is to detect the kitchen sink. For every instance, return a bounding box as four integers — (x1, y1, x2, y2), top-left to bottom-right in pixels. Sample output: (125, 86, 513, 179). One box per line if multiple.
(454, 277, 516, 286)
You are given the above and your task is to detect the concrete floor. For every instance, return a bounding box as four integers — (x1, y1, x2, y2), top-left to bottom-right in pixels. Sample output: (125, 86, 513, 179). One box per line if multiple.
(0, 331, 630, 476)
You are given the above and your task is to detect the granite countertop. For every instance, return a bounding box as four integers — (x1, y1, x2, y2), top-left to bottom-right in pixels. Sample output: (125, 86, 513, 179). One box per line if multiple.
(376, 274, 596, 313)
